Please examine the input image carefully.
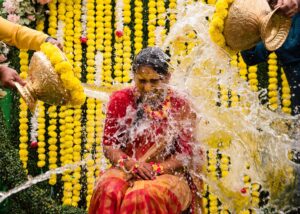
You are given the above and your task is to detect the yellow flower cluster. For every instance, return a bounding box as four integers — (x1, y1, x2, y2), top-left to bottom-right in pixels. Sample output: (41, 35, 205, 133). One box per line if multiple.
(47, 0, 57, 37)
(157, 0, 166, 44)
(134, 0, 143, 54)
(37, 102, 46, 168)
(207, 149, 218, 179)
(209, 0, 236, 55)
(36, 20, 47, 169)
(238, 54, 248, 81)
(48, 106, 58, 185)
(103, 0, 113, 86)
(148, 0, 156, 46)
(230, 90, 239, 107)
(72, 0, 83, 206)
(72, 106, 82, 207)
(60, 107, 74, 205)
(267, 53, 279, 110)
(219, 85, 230, 107)
(114, 31, 124, 83)
(248, 65, 258, 92)
(281, 69, 292, 114)
(85, 0, 96, 208)
(19, 50, 29, 173)
(64, 0, 74, 64)
(169, 0, 176, 27)
(40, 42, 86, 106)
(47, 0, 58, 185)
(122, 26, 132, 83)
(96, 0, 104, 52)
(95, 100, 104, 176)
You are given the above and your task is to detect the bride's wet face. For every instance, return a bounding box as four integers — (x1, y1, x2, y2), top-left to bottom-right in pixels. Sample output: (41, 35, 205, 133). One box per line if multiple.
(134, 66, 169, 103)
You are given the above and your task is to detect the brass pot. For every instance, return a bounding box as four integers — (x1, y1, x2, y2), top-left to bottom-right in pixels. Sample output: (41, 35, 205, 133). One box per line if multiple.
(15, 52, 71, 111)
(223, 0, 291, 51)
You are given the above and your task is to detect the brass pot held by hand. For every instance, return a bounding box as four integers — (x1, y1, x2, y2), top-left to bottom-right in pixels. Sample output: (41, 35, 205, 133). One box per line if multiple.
(15, 52, 71, 111)
(223, 0, 291, 51)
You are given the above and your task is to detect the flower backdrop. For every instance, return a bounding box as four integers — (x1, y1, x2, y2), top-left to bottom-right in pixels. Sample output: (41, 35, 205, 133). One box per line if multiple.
(0, 0, 293, 213)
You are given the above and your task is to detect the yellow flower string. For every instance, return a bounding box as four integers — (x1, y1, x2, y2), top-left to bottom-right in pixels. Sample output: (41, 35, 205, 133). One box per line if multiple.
(48, 106, 58, 185)
(85, 0, 96, 208)
(248, 65, 258, 92)
(113, 10, 124, 84)
(103, 0, 113, 86)
(267, 52, 279, 111)
(134, 0, 143, 55)
(47, 0, 58, 186)
(148, 0, 156, 46)
(19, 50, 29, 173)
(209, 0, 236, 55)
(169, 0, 176, 27)
(94, 100, 103, 176)
(72, 0, 83, 207)
(96, 0, 104, 52)
(281, 68, 292, 114)
(35, 19, 47, 169)
(157, 0, 166, 44)
(219, 84, 229, 107)
(122, 26, 132, 83)
(238, 53, 248, 81)
(62, 0, 75, 206)
(48, 0, 57, 37)
(37, 102, 46, 168)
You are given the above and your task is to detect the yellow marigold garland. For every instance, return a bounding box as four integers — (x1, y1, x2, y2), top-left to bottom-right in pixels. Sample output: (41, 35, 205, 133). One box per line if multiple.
(123, 26, 132, 83)
(19, 50, 29, 173)
(148, 0, 156, 46)
(47, 0, 58, 186)
(238, 53, 248, 81)
(169, 0, 177, 27)
(267, 52, 279, 110)
(134, 0, 143, 54)
(248, 65, 258, 92)
(281, 68, 292, 114)
(209, 0, 236, 55)
(157, 0, 166, 44)
(36, 19, 47, 169)
(72, 0, 83, 206)
(103, 0, 113, 86)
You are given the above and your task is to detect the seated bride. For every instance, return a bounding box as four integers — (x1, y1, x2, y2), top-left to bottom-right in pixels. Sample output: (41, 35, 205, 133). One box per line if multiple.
(89, 47, 201, 214)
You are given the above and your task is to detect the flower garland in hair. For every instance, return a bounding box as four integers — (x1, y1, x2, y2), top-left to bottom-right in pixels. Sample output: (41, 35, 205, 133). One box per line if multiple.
(134, 0, 143, 54)
(148, 0, 157, 46)
(281, 69, 292, 114)
(19, 50, 29, 174)
(209, 0, 236, 55)
(267, 52, 279, 110)
(39, 42, 86, 106)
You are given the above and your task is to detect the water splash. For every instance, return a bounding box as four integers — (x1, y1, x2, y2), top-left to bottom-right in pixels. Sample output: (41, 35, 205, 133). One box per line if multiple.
(162, 2, 299, 212)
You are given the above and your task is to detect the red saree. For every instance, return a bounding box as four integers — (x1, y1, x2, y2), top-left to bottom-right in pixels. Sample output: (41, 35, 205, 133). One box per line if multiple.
(89, 88, 196, 214)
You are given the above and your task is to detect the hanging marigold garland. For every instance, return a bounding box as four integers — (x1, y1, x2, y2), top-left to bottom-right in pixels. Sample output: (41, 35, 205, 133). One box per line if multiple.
(19, 50, 29, 174)
(72, 0, 83, 207)
(103, 0, 113, 86)
(85, 0, 96, 208)
(36, 19, 47, 169)
(148, 0, 157, 47)
(267, 52, 279, 111)
(134, 0, 143, 55)
(47, 0, 58, 186)
(281, 68, 292, 114)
